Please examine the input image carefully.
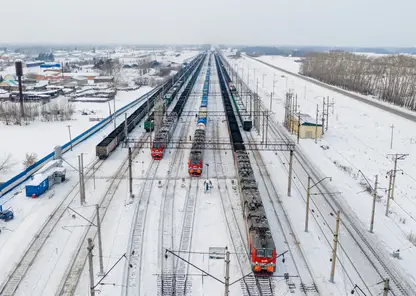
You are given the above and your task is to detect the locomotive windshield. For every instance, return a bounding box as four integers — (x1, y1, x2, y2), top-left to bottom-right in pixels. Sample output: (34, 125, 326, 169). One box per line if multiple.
(190, 159, 201, 165)
(256, 248, 273, 258)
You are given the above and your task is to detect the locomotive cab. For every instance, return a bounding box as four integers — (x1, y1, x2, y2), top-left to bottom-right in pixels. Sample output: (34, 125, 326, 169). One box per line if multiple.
(251, 247, 276, 274)
(151, 143, 164, 160)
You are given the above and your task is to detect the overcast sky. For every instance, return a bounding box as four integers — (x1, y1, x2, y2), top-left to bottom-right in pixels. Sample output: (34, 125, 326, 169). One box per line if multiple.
(2, 0, 415, 47)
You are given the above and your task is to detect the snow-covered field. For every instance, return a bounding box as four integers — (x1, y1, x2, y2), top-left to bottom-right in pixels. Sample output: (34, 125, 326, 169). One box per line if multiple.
(224, 52, 416, 291)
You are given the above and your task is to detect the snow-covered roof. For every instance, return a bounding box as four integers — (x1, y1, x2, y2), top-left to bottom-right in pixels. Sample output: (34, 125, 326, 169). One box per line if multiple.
(27, 173, 46, 186)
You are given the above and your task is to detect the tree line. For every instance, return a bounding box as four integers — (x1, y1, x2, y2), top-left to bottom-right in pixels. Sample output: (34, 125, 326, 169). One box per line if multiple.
(0, 101, 75, 125)
(300, 52, 416, 111)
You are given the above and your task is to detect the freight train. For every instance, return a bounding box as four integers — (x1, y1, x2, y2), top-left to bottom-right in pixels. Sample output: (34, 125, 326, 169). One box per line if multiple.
(144, 78, 184, 132)
(96, 56, 200, 159)
(215, 53, 276, 275)
(188, 54, 211, 176)
(151, 53, 206, 160)
(222, 66, 252, 131)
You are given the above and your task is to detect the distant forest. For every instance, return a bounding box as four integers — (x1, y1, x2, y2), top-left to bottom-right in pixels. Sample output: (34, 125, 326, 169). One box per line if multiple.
(237, 46, 416, 57)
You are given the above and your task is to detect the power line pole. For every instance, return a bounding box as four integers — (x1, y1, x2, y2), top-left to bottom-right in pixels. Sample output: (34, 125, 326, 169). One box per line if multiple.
(370, 175, 378, 233)
(292, 94, 297, 133)
(315, 104, 319, 144)
(78, 154, 85, 204)
(326, 96, 330, 131)
(265, 111, 269, 148)
(124, 112, 128, 144)
(87, 238, 95, 296)
(224, 249, 230, 296)
(383, 279, 390, 296)
(297, 112, 301, 144)
(262, 110, 265, 143)
(128, 147, 133, 198)
(305, 176, 311, 232)
(78, 155, 83, 204)
(329, 210, 341, 283)
(67, 125, 73, 151)
(113, 98, 116, 129)
(390, 125, 394, 149)
(96, 205, 105, 276)
(389, 153, 408, 200)
(322, 97, 325, 135)
(386, 170, 393, 217)
(287, 150, 294, 197)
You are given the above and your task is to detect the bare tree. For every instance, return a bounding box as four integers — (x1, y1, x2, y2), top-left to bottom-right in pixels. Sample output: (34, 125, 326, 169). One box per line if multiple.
(0, 154, 14, 175)
(301, 52, 416, 110)
(22, 153, 38, 169)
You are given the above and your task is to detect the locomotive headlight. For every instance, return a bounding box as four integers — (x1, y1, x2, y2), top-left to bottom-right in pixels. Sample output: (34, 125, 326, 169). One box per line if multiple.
(254, 265, 261, 272)
(266, 266, 274, 273)
(197, 169, 201, 173)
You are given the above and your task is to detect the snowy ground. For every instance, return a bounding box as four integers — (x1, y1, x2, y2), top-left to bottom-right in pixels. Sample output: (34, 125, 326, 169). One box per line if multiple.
(223, 52, 416, 292)
(0, 87, 152, 182)
(0, 86, 161, 293)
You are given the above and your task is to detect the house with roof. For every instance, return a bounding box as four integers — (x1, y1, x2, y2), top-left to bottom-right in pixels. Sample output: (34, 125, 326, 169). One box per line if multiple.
(290, 113, 322, 139)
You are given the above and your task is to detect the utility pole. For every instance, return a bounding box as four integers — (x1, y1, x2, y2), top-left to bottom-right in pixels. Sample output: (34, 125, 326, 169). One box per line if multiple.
(265, 111, 269, 147)
(390, 125, 394, 149)
(297, 112, 301, 144)
(383, 279, 390, 296)
(329, 210, 341, 283)
(272, 73, 276, 98)
(128, 147, 133, 198)
(113, 98, 116, 129)
(291, 94, 296, 133)
(93, 163, 96, 190)
(322, 97, 325, 135)
(224, 249, 230, 296)
(107, 101, 112, 120)
(287, 150, 294, 197)
(78, 154, 85, 204)
(305, 176, 311, 232)
(269, 92, 273, 111)
(262, 110, 265, 143)
(78, 155, 83, 204)
(87, 238, 95, 296)
(96, 205, 104, 276)
(67, 125, 73, 151)
(386, 170, 392, 217)
(389, 153, 408, 200)
(124, 112, 128, 144)
(370, 175, 378, 233)
(315, 104, 319, 144)
(326, 96, 330, 131)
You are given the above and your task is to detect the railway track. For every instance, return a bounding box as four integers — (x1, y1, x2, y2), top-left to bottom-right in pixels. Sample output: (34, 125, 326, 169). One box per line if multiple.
(244, 128, 319, 295)
(126, 55, 206, 296)
(56, 133, 151, 295)
(0, 156, 105, 296)
(209, 66, 276, 296)
(172, 60, 212, 296)
(158, 87, 199, 296)
(173, 178, 199, 296)
(123, 159, 160, 295)
(267, 115, 416, 295)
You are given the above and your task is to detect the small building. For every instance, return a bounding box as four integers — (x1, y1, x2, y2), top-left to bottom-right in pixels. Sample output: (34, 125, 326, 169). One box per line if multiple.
(25, 160, 66, 197)
(290, 113, 322, 139)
